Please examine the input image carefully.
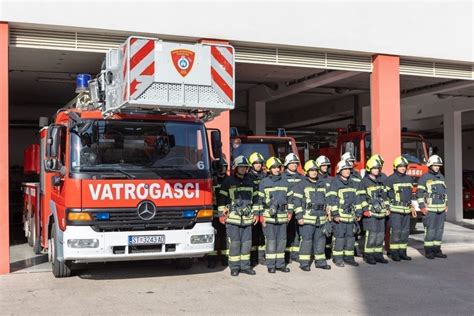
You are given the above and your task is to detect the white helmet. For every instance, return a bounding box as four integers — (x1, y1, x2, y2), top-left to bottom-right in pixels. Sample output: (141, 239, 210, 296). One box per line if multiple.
(284, 153, 300, 167)
(341, 151, 355, 163)
(315, 155, 331, 169)
(427, 155, 443, 167)
(336, 160, 353, 174)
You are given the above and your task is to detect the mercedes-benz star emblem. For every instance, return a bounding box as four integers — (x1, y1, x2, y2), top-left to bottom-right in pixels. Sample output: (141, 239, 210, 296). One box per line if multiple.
(137, 201, 156, 221)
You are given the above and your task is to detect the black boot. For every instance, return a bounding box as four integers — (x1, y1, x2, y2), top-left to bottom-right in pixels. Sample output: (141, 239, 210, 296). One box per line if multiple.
(230, 269, 239, 276)
(300, 266, 311, 272)
(399, 249, 412, 261)
(425, 247, 435, 259)
(268, 267, 276, 273)
(433, 246, 447, 258)
(344, 256, 359, 267)
(333, 259, 345, 267)
(391, 250, 401, 262)
(240, 268, 256, 275)
(374, 253, 389, 264)
(365, 253, 376, 265)
(276, 266, 291, 273)
(316, 263, 331, 270)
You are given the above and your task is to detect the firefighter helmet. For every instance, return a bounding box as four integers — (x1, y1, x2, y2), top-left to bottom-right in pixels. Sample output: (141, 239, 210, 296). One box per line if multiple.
(365, 157, 382, 172)
(304, 160, 318, 173)
(266, 157, 283, 170)
(284, 153, 300, 166)
(427, 155, 443, 167)
(370, 154, 384, 166)
(315, 155, 331, 169)
(393, 156, 409, 169)
(336, 160, 353, 174)
(248, 152, 265, 165)
(232, 155, 251, 169)
(341, 151, 356, 163)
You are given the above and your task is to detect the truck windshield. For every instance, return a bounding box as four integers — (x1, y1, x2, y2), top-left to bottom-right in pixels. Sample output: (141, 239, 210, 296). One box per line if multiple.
(231, 138, 293, 162)
(70, 120, 210, 179)
(364, 134, 427, 164)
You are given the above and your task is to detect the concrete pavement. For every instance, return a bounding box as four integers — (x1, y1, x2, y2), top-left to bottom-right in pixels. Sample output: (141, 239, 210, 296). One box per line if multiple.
(1, 222, 473, 315)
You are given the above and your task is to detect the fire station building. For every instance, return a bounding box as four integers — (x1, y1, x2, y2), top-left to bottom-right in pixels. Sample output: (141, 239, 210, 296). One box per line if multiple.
(0, 2, 473, 274)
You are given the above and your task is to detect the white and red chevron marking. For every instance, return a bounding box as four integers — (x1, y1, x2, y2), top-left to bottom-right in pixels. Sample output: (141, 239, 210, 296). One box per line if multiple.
(128, 38, 155, 99)
(210, 45, 234, 104)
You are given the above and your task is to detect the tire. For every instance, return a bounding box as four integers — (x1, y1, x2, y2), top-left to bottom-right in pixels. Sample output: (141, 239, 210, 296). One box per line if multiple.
(175, 258, 193, 270)
(50, 227, 72, 278)
(32, 216, 42, 255)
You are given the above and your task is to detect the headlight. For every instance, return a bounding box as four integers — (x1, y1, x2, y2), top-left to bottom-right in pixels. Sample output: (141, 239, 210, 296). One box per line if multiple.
(190, 234, 214, 244)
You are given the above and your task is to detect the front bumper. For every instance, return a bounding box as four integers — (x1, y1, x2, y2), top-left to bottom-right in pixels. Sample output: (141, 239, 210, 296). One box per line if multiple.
(62, 223, 214, 263)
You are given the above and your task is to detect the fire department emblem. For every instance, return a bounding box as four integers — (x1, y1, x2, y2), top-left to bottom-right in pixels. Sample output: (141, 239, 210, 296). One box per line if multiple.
(171, 49, 195, 77)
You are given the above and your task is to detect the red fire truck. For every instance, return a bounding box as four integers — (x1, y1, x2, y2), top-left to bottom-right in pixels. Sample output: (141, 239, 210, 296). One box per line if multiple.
(22, 36, 234, 277)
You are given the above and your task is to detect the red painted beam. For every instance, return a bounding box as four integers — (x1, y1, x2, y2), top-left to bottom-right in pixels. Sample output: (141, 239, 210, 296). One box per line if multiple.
(371, 55, 401, 175)
(0, 22, 9, 275)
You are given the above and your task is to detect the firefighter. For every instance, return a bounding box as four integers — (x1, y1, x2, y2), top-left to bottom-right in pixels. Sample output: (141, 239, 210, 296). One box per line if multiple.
(315, 155, 334, 259)
(328, 160, 363, 267)
(416, 155, 448, 259)
(282, 153, 305, 262)
(293, 160, 331, 271)
(360, 157, 390, 264)
(341, 151, 363, 257)
(217, 156, 259, 276)
(386, 156, 415, 262)
(247, 152, 267, 265)
(208, 158, 228, 269)
(258, 157, 294, 273)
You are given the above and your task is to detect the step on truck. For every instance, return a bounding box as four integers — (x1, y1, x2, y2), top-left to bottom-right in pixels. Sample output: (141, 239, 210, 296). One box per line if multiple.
(21, 36, 235, 277)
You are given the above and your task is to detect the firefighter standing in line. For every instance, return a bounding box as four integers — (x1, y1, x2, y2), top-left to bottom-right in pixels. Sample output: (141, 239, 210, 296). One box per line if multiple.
(282, 153, 305, 263)
(258, 157, 294, 273)
(315, 155, 334, 259)
(341, 151, 363, 257)
(208, 158, 228, 269)
(360, 157, 390, 265)
(386, 156, 416, 262)
(327, 160, 363, 267)
(293, 160, 332, 271)
(247, 152, 267, 265)
(416, 155, 448, 259)
(217, 156, 259, 276)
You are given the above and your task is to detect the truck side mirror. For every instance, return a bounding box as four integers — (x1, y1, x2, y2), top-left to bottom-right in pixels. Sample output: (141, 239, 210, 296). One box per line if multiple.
(210, 130, 223, 160)
(44, 125, 62, 172)
(428, 146, 433, 157)
(345, 141, 355, 156)
(211, 159, 223, 176)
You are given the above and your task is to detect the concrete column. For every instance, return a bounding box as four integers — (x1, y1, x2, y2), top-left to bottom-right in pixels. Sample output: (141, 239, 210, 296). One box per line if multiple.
(0, 22, 9, 275)
(248, 100, 266, 135)
(370, 55, 401, 175)
(443, 110, 463, 222)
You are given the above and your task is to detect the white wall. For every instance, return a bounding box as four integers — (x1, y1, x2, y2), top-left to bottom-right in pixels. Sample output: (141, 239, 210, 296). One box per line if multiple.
(1, 0, 473, 62)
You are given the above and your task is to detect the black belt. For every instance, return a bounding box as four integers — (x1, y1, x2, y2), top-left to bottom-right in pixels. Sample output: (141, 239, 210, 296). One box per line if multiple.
(429, 194, 446, 200)
(391, 201, 411, 207)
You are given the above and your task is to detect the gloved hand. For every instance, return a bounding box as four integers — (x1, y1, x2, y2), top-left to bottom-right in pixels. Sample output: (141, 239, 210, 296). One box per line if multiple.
(445, 206, 449, 213)
(297, 218, 304, 225)
(219, 216, 226, 225)
(356, 216, 361, 222)
(420, 208, 428, 215)
(411, 207, 417, 218)
(334, 216, 340, 223)
(253, 215, 259, 225)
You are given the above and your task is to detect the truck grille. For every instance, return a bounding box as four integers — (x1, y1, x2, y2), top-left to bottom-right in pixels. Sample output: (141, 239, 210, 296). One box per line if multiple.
(88, 208, 197, 232)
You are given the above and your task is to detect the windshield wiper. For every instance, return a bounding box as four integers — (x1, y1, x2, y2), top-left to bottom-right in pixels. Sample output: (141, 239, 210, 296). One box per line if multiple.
(113, 169, 136, 179)
(152, 167, 198, 179)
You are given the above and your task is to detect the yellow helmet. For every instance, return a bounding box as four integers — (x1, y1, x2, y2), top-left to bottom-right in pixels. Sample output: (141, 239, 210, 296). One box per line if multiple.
(370, 154, 384, 166)
(366, 157, 382, 172)
(304, 160, 318, 173)
(393, 156, 409, 169)
(266, 157, 283, 170)
(248, 152, 265, 165)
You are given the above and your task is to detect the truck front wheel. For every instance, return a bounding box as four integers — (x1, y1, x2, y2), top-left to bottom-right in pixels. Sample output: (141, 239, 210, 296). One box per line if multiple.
(50, 227, 72, 278)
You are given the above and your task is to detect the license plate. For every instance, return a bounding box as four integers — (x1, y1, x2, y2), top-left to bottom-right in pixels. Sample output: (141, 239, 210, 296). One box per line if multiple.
(128, 235, 165, 245)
